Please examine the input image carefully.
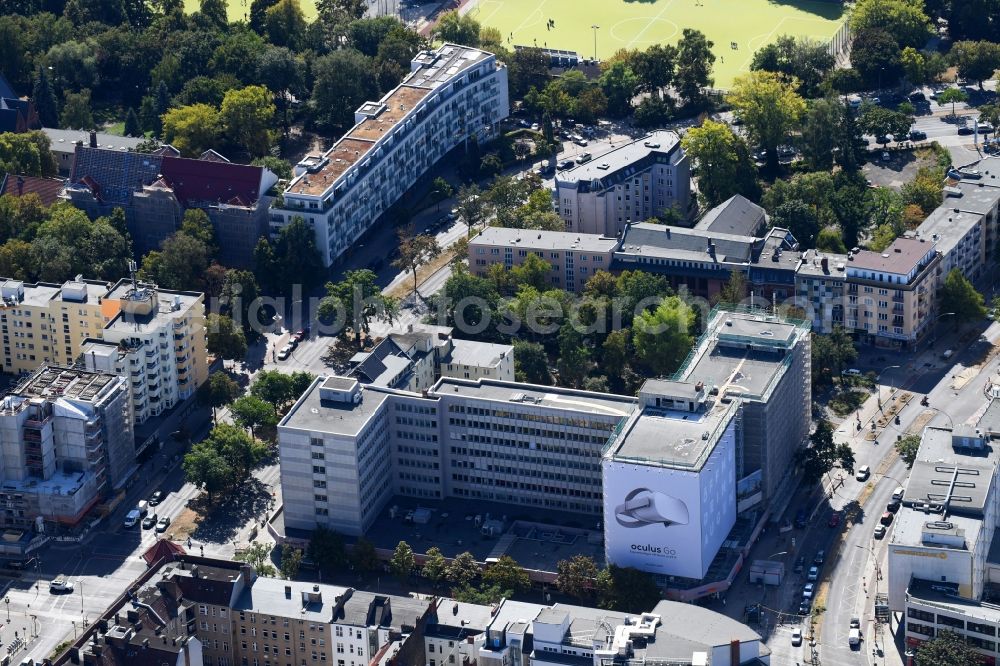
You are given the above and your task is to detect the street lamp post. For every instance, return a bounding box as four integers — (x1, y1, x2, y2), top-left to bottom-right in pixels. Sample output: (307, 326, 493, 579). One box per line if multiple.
(929, 311, 957, 347)
(4, 596, 8, 621)
(591, 25, 600, 61)
(876, 365, 902, 413)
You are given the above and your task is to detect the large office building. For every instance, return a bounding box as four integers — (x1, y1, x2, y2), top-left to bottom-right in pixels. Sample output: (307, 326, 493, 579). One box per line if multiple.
(279, 308, 810, 581)
(63, 144, 278, 267)
(888, 400, 1000, 662)
(81, 279, 208, 424)
(0, 366, 133, 528)
(555, 130, 691, 237)
(275, 43, 510, 267)
(60, 550, 767, 666)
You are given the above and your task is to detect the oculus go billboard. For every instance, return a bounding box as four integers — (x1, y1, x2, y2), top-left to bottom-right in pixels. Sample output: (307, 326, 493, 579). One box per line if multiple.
(602, 431, 736, 580)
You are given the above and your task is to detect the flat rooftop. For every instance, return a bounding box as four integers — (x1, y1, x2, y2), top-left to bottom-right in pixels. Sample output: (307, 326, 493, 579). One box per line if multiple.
(907, 578, 1000, 624)
(12, 366, 118, 403)
(470, 227, 618, 253)
(281, 379, 391, 437)
(349, 86, 432, 142)
(0, 467, 94, 497)
(104, 286, 201, 335)
(797, 249, 848, 279)
(286, 137, 375, 197)
(616, 223, 758, 264)
(949, 180, 1000, 215)
(430, 378, 637, 419)
(913, 207, 982, 256)
(902, 427, 998, 516)
(0, 279, 60, 308)
(444, 339, 512, 368)
(682, 348, 787, 400)
(607, 400, 737, 469)
(556, 131, 680, 184)
(848, 237, 935, 274)
(408, 44, 491, 89)
(232, 575, 351, 624)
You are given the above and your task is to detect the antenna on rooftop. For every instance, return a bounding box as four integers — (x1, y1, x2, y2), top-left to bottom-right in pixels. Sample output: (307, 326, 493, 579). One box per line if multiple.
(128, 259, 138, 291)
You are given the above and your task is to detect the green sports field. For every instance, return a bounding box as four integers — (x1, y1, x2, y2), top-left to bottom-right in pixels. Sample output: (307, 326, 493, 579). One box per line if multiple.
(470, 0, 847, 88)
(183, 0, 319, 24)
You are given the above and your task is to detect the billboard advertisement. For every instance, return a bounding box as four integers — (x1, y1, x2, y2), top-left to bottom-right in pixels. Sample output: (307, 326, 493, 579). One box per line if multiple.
(602, 424, 736, 580)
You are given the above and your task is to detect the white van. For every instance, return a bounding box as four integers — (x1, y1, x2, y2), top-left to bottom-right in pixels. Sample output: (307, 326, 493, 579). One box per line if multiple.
(137, 500, 149, 516)
(123, 509, 141, 528)
(849, 628, 861, 646)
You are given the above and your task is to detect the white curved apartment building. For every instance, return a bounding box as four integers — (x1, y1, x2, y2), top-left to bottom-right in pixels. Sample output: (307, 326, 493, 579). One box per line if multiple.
(274, 44, 510, 266)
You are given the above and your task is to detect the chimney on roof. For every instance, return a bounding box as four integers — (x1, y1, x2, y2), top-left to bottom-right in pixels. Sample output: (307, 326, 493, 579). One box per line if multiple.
(89, 131, 97, 148)
(821, 256, 829, 273)
(285, 585, 292, 598)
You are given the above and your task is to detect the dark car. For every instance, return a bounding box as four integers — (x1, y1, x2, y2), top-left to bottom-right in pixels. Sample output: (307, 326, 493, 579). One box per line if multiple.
(909, 91, 926, 101)
(887, 500, 901, 513)
(149, 490, 164, 506)
(909, 130, 927, 141)
(959, 126, 975, 135)
(142, 513, 157, 530)
(880, 511, 894, 526)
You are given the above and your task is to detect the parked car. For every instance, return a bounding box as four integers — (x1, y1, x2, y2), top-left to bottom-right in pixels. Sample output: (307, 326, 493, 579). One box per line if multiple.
(887, 500, 901, 513)
(978, 121, 995, 134)
(791, 627, 802, 646)
(50, 577, 74, 593)
(856, 465, 871, 481)
(799, 601, 811, 615)
(802, 583, 815, 600)
(909, 90, 926, 101)
(577, 152, 593, 163)
(277, 345, 293, 361)
(850, 617, 861, 629)
(959, 125, 975, 135)
(142, 513, 158, 530)
(156, 516, 171, 533)
(892, 486, 905, 502)
(828, 512, 841, 528)
(849, 628, 861, 646)
(123, 509, 141, 528)
(557, 160, 574, 170)
(293, 330, 307, 343)
(880, 511, 894, 526)
(874, 524, 887, 539)
(149, 490, 164, 506)
(814, 550, 825, 565)
(573, 138, 589, 147)
(807, 566, 819, 582)
(909, 129, 927, 141)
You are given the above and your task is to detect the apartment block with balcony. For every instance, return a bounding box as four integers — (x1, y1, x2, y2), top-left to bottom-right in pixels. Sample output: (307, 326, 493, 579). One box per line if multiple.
(275, 44, 509, 267)
(843, 237, 940, 349)
(0, 276, 113, 375)
(795, 249, 848, 334)
(82, 280, 207, 425)
(0, 366, 132, 528)
(555, 131, 691, 237)
(467, 227, 617, 292)
(912, 206, 985, 285)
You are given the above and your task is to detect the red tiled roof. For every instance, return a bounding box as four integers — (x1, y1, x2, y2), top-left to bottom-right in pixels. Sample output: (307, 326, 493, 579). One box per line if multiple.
(142, 538, 185, 566)
(160, 155, 264, 208)
(0, 174, 64, 206)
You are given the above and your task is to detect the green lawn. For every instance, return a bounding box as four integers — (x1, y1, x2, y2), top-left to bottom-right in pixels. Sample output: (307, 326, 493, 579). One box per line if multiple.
(182, 0, 319, 24)
(471, 0, 847, 88)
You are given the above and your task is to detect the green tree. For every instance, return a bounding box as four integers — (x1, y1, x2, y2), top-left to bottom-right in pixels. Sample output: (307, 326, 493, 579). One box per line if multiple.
(797, 418, 856, 482)
(456, 183, 486, 237)
(254, 217, 324, 296)
(124, 108, 142, 137)
(851, 29, 904, 88)
(206, 313, 248, 361)
(319, 270, 399, 349)
(940, 267, 987, 323)
(199, 0, 229, 28)
(513, 340, 551, 385)
(264, 0, 307, 49)
(633, 297, 696, 377)
(433, 10, 480, 45)
(250, 0, 280, 32)
(599, 61, 639, 117)
(389, 541, 415, 581)
(674, 29, 716, 106)
(556, 555, 598, 600)
(60, 89, 94, 130)
(206, 422, 267, 480)
(902, 166, 944, 214)
(900, 46, 927, 86)
(0, 131, 58, 178)
(445, 551, 480, 587)
(850, 0, 933, 48)
(634, 44, 677, 99)
(140, 233, 210, 291)
(681, 120, 759, 207)
(950, 40, 1000, 88)
(421, 546, 448, 587)
(771, 199, 820, 248)
(221, 85, 276, 157)
(728, 70, 806, 172)
(308, 527, 348, 571)
(811, 327, 858, 386)
(250, 369, 296, 414)
(179, 208, 218, 259)
(936, 87, 969, 117)
(351, 537, 380, 573)
(896, 434, 922, 468)
(482, 555, 530, 595)
(717, 270, 748, 306)
(198, 372, 242, 424)
(236, 542, 276, 577)
(507, 47, 549, 98)
(858, 103, 913, 145)
(749, 35, 834, 97)
(392, 226, 441, 300)
(915, 630, 983, 666)
(311, 49, 377, 131)
(280, 544, 303, 579)
(230, 395, 279, 440)
(596, 566, 662, 613)
(31, 67, 59, 128)
(556, 322, 590, 388)
(183, 441, 232, 503)
(251, 156, 293, 182)
(801, 97, 843, 171)
(162, 103, 222, 157)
